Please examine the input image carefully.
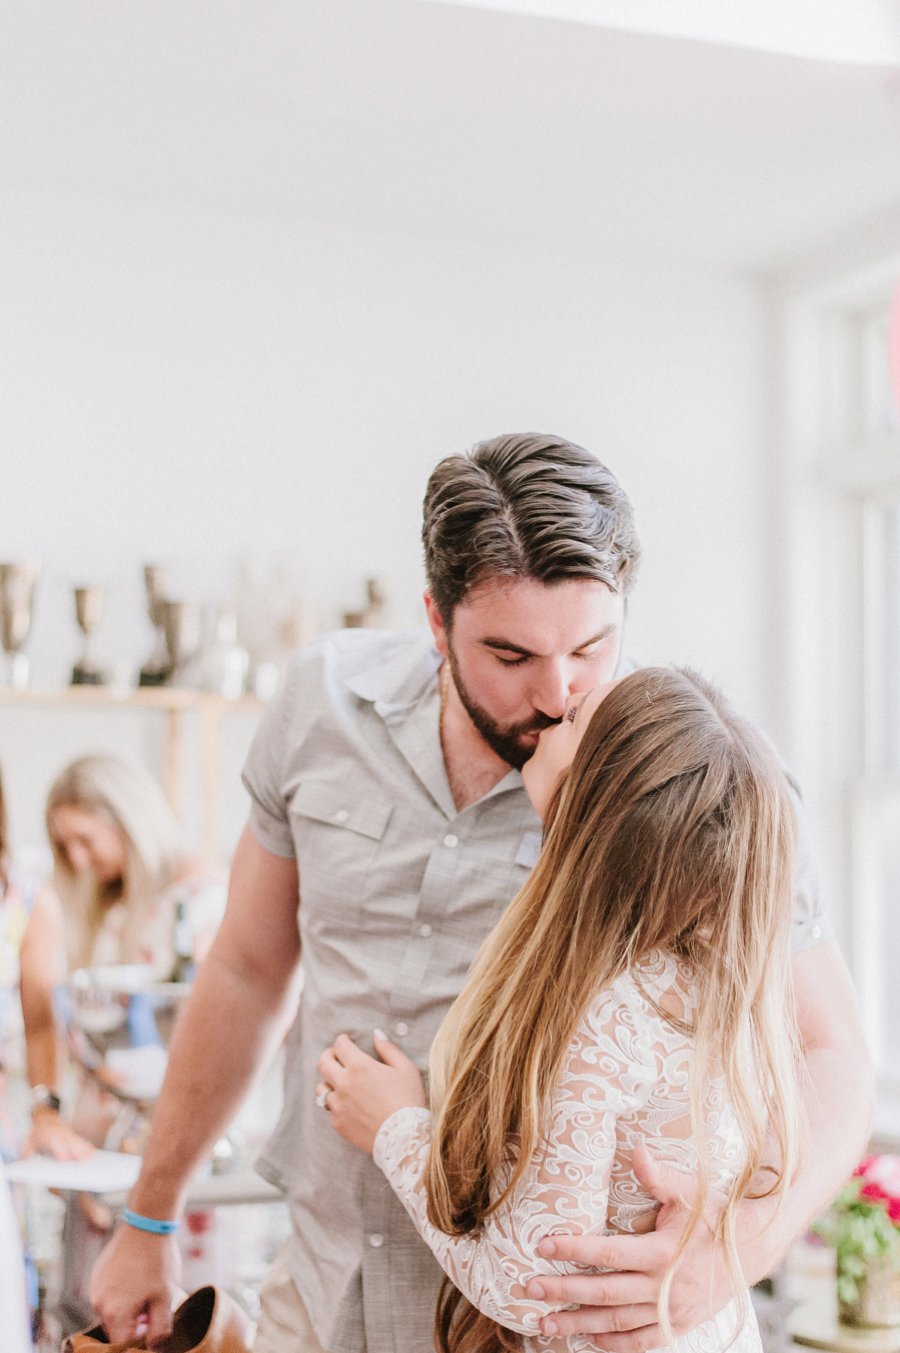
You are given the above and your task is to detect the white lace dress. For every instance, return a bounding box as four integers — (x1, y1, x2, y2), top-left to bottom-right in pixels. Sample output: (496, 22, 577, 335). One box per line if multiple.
(373, 951, 762, 1353)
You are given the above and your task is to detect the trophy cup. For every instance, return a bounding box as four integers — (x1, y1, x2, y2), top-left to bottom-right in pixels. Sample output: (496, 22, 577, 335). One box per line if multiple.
(161, 599, 203, 686)
(71, 585, 108, 685)
(139, 564, 172, 686)
(342, 576, 386, 629)
(0, 561, 40, 688)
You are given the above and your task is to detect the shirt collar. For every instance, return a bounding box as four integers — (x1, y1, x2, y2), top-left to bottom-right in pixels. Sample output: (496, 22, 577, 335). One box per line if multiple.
(339, 628, 526, 816)
(341, 629, 442, 711)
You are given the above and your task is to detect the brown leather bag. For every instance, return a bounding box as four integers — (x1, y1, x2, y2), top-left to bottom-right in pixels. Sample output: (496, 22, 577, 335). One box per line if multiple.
(63, 1285, 254, 1353)
(62, 1330, 138, 1353)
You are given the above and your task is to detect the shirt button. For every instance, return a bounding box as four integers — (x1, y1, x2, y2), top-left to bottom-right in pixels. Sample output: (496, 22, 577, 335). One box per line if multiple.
(394, 1021, 410, 1038)
(811, 923, 822, 940)
(368, 1233, 384, 1248)
(443, 833, 459, 848)
(334, 809, 349, 824)
(418, 924, 433, 938)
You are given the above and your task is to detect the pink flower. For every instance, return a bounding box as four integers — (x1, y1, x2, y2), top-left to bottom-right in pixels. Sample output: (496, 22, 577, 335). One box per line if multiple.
(861, 1182, 888, 1204)
(888, 1198, 900, 1224)
(863, 1156, 900, 1200)
(856, 1157, 877, 1177)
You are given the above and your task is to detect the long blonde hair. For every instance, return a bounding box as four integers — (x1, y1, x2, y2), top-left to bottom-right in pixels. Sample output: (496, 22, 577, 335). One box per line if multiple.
(427, 667, 803, 1353)
(46, 754, 186, 971)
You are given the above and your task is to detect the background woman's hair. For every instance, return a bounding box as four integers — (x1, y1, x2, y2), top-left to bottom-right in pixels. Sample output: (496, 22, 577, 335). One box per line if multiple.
(422, 433, 641, 623)
(426, 666, 803, 1353)
(46, 753, 185, 970)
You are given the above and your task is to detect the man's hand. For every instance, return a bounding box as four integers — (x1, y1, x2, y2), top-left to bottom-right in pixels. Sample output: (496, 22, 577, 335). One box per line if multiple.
(316, 1030, 427, 1153)
(525, 1147, 730, 1349)
(89, 1221, 183, 1349)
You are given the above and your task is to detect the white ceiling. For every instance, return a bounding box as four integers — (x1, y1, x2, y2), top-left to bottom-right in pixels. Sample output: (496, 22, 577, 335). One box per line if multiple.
(426, 0, 900, 65)
(1, 0, 899, 271)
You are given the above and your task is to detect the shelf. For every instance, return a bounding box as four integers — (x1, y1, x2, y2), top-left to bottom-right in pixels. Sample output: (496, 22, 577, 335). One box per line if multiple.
(0, 685, 264, 858)
(0, 685, 262, 713)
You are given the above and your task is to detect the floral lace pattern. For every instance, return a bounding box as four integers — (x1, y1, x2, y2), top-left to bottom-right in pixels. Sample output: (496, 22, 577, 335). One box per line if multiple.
(373, 952, 762, 1353)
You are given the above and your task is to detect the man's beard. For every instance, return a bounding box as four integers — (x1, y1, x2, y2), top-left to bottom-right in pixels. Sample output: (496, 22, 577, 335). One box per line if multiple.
(446, 645, 558, 770)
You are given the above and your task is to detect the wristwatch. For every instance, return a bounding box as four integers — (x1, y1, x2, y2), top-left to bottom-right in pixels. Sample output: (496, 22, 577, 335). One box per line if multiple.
(30, 1084, 62, 1115)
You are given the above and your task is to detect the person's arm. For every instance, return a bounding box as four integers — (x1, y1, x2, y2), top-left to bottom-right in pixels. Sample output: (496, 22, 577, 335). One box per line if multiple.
(528, 941, 874, 1348)
(19, 885, 93, 1160)
(738, 941, 873, 1269)
(375, 1101, 614, 1336)
(320, 991, 652, 1337)
(90, 825, 301, 1347)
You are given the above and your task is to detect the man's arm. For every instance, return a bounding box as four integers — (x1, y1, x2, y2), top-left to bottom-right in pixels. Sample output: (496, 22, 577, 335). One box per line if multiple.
(526, 941, 874, 1348)
(90, 826, 301, 1347)
(738, 940, 874, 1273)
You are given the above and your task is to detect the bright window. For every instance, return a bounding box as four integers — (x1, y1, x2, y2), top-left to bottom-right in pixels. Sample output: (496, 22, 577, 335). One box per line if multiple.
(818, 287, 900, 1101)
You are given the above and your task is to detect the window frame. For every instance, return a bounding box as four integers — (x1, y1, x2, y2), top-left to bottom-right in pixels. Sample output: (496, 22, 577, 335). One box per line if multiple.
(781, 243, 900, 1135)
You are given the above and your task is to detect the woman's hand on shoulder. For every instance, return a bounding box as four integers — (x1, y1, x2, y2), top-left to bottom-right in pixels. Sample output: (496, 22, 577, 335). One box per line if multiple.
(316, 1030, 426, 1153)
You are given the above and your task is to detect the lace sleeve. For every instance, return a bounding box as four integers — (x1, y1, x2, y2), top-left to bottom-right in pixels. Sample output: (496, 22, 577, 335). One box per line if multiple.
(373, 978, 659, 1336)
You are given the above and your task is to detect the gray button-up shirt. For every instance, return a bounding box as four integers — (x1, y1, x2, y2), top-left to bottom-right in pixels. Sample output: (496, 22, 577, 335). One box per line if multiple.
(242, 629, 829, 1353)
(243, 630, 541, 1353)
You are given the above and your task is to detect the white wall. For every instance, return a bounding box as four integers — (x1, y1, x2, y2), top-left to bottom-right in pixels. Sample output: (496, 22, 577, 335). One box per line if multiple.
(0, 186, 769, 857)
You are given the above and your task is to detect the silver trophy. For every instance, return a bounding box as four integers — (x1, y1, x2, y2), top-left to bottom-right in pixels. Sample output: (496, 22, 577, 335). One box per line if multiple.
(139, 564, 172, 686)
(0, 561, 40, 688)
(161, 599, 203, 685)
(342, 576, 386, 629)
(71, 585, 108, 685)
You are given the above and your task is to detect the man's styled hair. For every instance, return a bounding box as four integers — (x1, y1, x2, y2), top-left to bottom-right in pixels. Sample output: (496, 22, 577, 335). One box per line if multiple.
(422, 432, 641, 621)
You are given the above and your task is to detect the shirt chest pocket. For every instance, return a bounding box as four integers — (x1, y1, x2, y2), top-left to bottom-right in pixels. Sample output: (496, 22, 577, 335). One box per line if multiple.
(439, 827, 543, 936)
(289, 782, 392, 927)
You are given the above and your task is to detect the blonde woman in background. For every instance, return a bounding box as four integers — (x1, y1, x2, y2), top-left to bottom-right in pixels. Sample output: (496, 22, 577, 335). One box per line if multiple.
(318, 666, 805, 1353)
(47, 753, 224, 979)
(46, 753, 226, 1333)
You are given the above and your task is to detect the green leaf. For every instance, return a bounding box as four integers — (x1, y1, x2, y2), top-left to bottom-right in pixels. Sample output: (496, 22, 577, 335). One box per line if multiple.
(837, 1275, 860, 1305)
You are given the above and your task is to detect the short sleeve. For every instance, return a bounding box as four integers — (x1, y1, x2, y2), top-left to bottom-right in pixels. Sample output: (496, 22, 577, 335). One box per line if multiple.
(241, 676, 295, 859)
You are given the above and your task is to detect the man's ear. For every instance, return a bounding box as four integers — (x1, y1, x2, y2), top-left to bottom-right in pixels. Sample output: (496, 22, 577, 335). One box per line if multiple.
(423, 592, 450, 657)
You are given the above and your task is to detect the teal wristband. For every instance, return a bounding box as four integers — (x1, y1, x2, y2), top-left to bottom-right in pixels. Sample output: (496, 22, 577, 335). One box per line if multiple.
(121, 1207, 179, 1236)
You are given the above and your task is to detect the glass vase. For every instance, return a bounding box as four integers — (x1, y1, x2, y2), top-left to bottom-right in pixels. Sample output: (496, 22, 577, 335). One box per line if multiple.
(839, 1257, 900, 1328)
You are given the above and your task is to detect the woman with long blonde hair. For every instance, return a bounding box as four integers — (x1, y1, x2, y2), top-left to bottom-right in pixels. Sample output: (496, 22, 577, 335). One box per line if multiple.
(46, 753, 222, 977)
(317, 666, 804, 1353)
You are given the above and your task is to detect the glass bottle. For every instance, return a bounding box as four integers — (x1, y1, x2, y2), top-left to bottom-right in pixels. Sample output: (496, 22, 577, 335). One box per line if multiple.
(169, 901, 196, 985)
